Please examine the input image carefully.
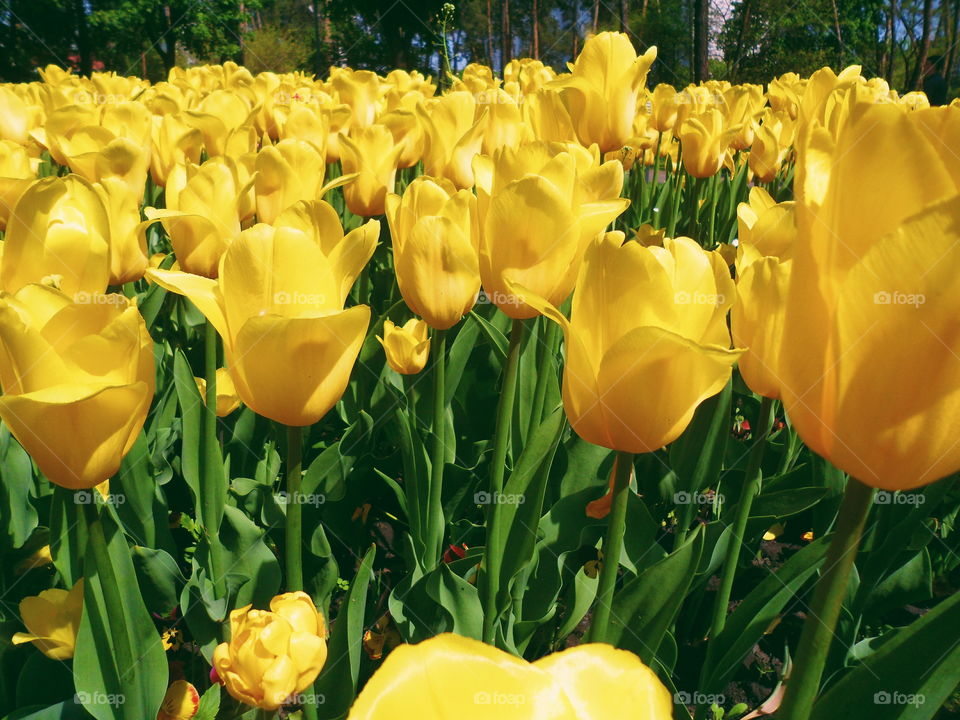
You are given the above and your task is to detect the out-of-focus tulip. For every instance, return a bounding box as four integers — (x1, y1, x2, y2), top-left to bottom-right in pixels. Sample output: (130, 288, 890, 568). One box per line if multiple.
(0, 87, 41, 146)
(157, 680, 200, 720)
(0, 285, 154, 488)
(346, 632, 672, 720)
(679, 108, 740, 178)
(255, 139, 327, 224)
(0, 140, 38, 230)
(385, 176, 480, 329)
(780, 102, 960, 490)
(474, 142, 628, 319)
(517, 232, 741, 453)
(2, 176, 110, 297)
(95, 176, 148, 285)
(737, 187, 796, 258)
(378, 319, 430, 375)
(148, 207, 377, 426)
(338, 124, 402, 216)
(724, 84, 766, 150)
(555, 32, 657, 152)
(418, 92, 486, 189)
(748, 110, 794, 183)
(144, 157, 254, 278)
(12, 579, 84, 660)
(767, 72, 805, 119)
(195, 367, 242, 417)
(212, 591, 328, 711)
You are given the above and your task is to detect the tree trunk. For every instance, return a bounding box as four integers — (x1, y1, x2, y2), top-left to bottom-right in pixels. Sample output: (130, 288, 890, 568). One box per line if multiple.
(693, 0, 709, 82)
(158, 3, 176, 73)
(313, 0, 324, 75)
(620, 0, 629, 33)
(592, 0, 600, 33)
(882, 0, 896, 81)
(572, 0, 581, 56)
(830, 0, 844, 68)
(501, 0, 510, 72)
(731, 0, 753, 81)
(486, 0, 494, 66)
(73, 0, 91, 74)
(532, 0, 540, 58)
(910, 0, 935, 89)
(947, 0, 960, 89)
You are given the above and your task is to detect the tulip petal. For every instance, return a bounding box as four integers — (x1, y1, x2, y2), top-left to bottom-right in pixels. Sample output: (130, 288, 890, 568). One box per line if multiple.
(146, 269, 228, 339)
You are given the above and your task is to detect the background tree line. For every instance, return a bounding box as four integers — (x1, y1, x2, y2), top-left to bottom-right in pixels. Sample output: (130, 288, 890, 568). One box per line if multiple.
(1, 0, 958, 96)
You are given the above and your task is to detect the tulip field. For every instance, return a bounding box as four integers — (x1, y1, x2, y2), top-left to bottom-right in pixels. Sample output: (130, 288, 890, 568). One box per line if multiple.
(3, 29, 960, 720)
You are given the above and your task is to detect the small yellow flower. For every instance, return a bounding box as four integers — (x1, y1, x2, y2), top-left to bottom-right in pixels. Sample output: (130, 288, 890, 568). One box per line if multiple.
(12, 579, 84, 660)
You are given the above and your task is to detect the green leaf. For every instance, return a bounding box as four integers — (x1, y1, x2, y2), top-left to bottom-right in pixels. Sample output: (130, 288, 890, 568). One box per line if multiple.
(670, 379, 731, 495)
(313, 545, 376, 718)
(750, 487, 829, 520)
(172, 349, 203, 505)
(0, 424, 37, 551)
(112, 433, 175, 553)
(193, 685, 220, 720)
(811, 589, 960, 720)
(130, 546, 183, 619)
(468, 310, 508, 363)
(425, 564, 484, 640)
(1, 700, 91, 720)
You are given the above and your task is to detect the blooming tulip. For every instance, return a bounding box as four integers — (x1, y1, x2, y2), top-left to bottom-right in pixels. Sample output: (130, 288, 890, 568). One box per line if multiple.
(95, 176, 148, 285)
(12, 579, 84, 660)
(148, 204, 377, 426)
(517, 232, 741, 453)
(0, 139, 38, 231)
(385, 176, 480, 329)
(779, 102, 960, 490)
(254, 139, 327, 224)
(378, 319, 430, 375)
(418, 92, 486, 189)
(339, 124, 403, 217)
(346, 632, 672, 719)
(0, 285, 155, 488)
(679, 108, 740, 178)
(213, 591, 328, 711)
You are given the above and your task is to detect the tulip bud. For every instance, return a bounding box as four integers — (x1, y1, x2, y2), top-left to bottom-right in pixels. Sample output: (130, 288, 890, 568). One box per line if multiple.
(12, 579, 84, 660)
(157, 680, 200, 720)
(378, 319, 430, 375)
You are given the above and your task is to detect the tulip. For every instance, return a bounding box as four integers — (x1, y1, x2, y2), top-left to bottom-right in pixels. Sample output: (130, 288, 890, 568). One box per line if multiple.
(474, 142, 629, 319)
(379, 107, 424, 169)
(521, 88, 578, 144)
(418, 92, 486, 189)
(279, 103, 331, 157)
(0, 86, 41, 146)
(0, 285, 155, 489)
(339, 124, 403, 217)
(331, 69, 381, 130)
(195, 367, 242, 416)
(1, 176, 110, 297)
(346, 632, 672, 719)
(648, 83, 681, 133)
(554, 32, 657, 153)
(723, 83, 766, 150)
(12, 579, 84, 660)
(213, 591, 328, 711)
(157, 680, 200, 720)
(144, 157, 254, 278)
(748, 110, 794, 183)
(779, 102, 960, 491)
(147, 205, 377, 426)
(254, 139, 327, 224)
(184, 89, 254, 157)
(517, 232, 741, 453)
(150, 113, 204, 187)
(378, 319, 430, 375)
(95, 176, 148, 285)
(385, 176, 480, 329)
(679, 108, 741, 178)
(0, 139, 38, 231)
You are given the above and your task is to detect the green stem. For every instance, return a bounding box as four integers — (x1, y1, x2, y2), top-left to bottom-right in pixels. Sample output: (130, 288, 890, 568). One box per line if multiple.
(285, 425, 304, 591)
(84, 502, 136, 689)
(588, 451, 634, 644)
(707, 174, 720, 247)
(255, 709, 277, 720)
(710, 396, 775, 638)
(201, 320, 225, 594)
(778, 477, 875, 720)
(427, 329, 447, 568)
(481, 318, 525, 645)
(529, 319, 558, 431)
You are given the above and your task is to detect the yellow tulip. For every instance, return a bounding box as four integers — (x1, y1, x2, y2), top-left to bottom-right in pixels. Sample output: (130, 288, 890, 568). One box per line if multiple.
(723, 83, 766, 150)
(554, 32, 657, 153)
(184, 89, 254, 157)
(12, 579, 84, 660)
(474, 142, 628, 319)
(147, 205, 377, 426)
(0, 139, 38, 231)
(339, 124, 402, 217)
(379, 107, 424, 169)
(213, 591, 328, 711)
(32, 104, 99, 167)
(157, 680, 200, 720)
(679, 108, 740, 178)
(648, 83, 681, 133)
(385, 176, 480, 329)
(522, 88, 578, 144)
(254, 139, 327, 224)
(477, 89, 533, 154)
(331, 69, 382, 130)
(418, 92, 486, 189)
(279, 103, 331, 157)
(748, 110, 794, 183)
(95, 177, 148, 285)
(0, 285, 154, 489)
(346, 632, 672, 719)
(150, 113, 204, 187)
(780, 102, 960, 490)
(195, 367, 242, 417)
(144, 157, 254, 278)
(767, 72, 805, 119)
(516, 232, 741, 453)
(736, 186, 796, 259)
(2, 175, 110, 297)
(0, 86, 42, 146)
(378, 319, 430, 375)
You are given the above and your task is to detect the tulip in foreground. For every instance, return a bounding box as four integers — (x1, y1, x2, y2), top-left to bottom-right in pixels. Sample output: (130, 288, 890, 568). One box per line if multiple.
(12, 579, 84, 660)
(347, 632, 672, 719)
(0, 285, 155, 489)
(148, 200, 377, 426)
(378, 319, 430, 375)
(213, 592, 328, 711)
